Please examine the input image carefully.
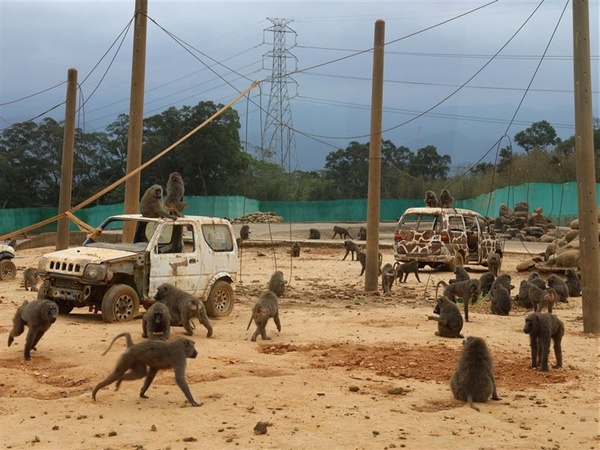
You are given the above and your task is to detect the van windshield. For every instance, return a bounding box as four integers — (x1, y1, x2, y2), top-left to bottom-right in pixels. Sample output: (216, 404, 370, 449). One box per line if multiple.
(397, 214, 441, 232)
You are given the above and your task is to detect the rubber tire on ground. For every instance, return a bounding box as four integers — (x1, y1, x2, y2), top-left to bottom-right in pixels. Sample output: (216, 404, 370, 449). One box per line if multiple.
(205, 280, 234, 318)
(101, 284, 140, 323)
(447, 251, 465, 272)
(56, 300, 74, 315)
(0, 259, 17, 280)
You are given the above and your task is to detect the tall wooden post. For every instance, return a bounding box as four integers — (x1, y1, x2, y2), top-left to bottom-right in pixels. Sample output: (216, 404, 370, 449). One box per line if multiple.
(122, 0, 148, 242)
(56, 68, 77, 250)
(365, 20, 385, 292)
(572, 0, 599, 334)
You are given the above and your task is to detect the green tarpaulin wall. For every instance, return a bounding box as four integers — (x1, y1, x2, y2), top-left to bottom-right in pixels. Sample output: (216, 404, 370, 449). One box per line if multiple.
(1, 182, 598, 235)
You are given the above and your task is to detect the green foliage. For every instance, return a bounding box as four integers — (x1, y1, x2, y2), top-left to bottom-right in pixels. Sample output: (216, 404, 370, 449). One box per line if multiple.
(514, 120, 559, 152)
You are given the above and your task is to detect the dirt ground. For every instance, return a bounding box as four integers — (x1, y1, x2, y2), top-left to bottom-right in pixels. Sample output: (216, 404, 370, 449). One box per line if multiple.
(0, 241, 598, 450)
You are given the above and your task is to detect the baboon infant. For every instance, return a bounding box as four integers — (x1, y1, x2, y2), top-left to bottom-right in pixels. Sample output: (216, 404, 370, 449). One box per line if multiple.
(393, 261, 420, 283)
(8, 299, 58, 360)
(523, 312, 564, 371)
(154, 283, 213, 337)
(428, 296, 463, 338)
(164, 171, 187, 217)
(291, 242, 300, 257)
(23, 267, 40, 292)
(142, 301, 171, 340)
(140, 184, 175, 219)
(247, 291, 281, 342)
(450, 336, 501, 411)
(268, 270, 286, 297)
(92, 332, 201, 406)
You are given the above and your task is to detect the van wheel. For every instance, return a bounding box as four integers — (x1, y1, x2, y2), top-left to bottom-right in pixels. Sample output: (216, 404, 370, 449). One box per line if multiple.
(205, 280, 234, 318)
(101, 284, 140, 323)
(56, 300, 74, 315)
(0, 260, 16, 280)
(447, 252, 465, 272)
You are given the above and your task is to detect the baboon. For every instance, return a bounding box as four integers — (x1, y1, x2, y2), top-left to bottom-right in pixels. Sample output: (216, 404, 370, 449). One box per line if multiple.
(357, 226, 367, 240)
(140, 184, 174, 219)
(438, 188, 454, 208)
(268, 270, 286, 297)
(247, 291, 281, 342)
(357, 251, 382, 276)
(342, 240, 361, 261)
(154, 283, 213, 337)
(435, 279, 480, 322)
(308, 228, 321, 239)
(450, 336, 501, 411)
(23, 267, 40, 292)
(332, 225, 353, 239)
(424, 190, 438, 207)
(490, 273, 514, 295)
(546, 274, 569, 303)
(487, 252, 502, 277)
(291, 242, 300, 257)
(527, 272, 547, 290)
(8, 299, 58, 360)
(514, 280, 535, 309)
(428, 296, 463, 338)
(381, 263, 395, 295)
(536, 287, 557, 313)
(564, 269, 581, 297)
(450, 266, 470, 283)
(164, 172, 187, 217)
(523, 312, 564, 371)
(393, 261, 420, 283)
(142, 302, 171, 340)
(240, 225, 251, 241)
(92, 332, 201, 406)
(490, 283, 511, 316)
(478, 272, 495, 297)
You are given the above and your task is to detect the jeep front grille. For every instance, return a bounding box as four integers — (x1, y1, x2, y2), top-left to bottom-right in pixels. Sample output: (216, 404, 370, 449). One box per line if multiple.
(48, 260, 83, 275)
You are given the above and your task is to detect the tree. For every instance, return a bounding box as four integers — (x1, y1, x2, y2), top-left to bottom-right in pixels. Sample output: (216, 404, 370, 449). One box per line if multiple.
(514, 120, 559, 153)
(408, 145, 451, 180)
(324, 141, 370, 198)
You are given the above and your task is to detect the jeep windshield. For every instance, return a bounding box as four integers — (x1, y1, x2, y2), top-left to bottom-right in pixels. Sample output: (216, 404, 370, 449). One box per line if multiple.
(82, 216, 158, 252)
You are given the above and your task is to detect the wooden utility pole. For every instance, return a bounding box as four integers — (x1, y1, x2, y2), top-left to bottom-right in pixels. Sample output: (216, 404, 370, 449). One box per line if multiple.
(56, 68, 77, 250)
(365, 19, 385, 292)
(122, 0, 148, 242)
(572, 0, 599, 334)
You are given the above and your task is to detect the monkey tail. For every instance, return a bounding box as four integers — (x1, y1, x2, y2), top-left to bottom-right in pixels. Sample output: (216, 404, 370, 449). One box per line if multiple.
(102, 332, 133, 356)
(246, 305, 258, 330)
(435, 280, 448, 299)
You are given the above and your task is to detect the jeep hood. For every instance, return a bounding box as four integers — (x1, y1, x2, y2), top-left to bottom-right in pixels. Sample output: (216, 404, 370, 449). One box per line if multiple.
(40, 245, 143, 270)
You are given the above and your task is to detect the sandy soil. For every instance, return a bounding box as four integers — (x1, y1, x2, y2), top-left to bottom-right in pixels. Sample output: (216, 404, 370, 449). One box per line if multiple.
(0, 242, 598, 450)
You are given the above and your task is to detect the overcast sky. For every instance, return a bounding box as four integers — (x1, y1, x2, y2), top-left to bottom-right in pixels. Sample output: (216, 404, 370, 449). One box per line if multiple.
(1, 1, 598, 171)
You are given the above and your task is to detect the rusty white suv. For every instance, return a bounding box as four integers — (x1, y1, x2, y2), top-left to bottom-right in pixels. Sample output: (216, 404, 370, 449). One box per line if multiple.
(37, 214, 238, 322)
(393, 207, 503, 271)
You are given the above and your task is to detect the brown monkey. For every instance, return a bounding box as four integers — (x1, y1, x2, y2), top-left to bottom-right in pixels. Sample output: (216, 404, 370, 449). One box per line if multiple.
(450, 336, 501, 411)
(435, 279, 480, 322)
(8, 299, 58, 360)
(247, 291, 281, 342)
(487, 252, 502, 277)
(291, 242, 300, 257)
(357, 251, 382, 276)
(140, 184, 174, 219)
(381, 263, 395, 295)
(514, 280, 535, 309)
(424, 190, 438, 207)
(357, 226, 367, 240)
(546, 274, 569, 303)
(490, 283, 511, 316)
(142, 302, 171, 340)
(450, 265, 470, 283)
(240, 225, 251, 241)
(23, 267, 40, 292)
(342, 240, 361, 261)
(478, 272, 495, 297)
(438, 188, 454, 208)
(428, 296, 463, 338)
(525, 284, 556, 313)
(332, 225, 353, 239)
(564, 269, 581, 297)
(490, 273, 514, 295)
(523, 312, 564, 371)
(393, 260, 421, 283)
(92, 332, 201, 406)
(154, 283, 213, 337)
(268, 270, 286, 297)
(527, 272, 547, 290)
(164, 172, 187, 217)
(308, 228, 321, 239)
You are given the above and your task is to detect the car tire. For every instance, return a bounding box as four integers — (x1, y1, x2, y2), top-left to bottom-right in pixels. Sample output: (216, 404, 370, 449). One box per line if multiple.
(205, 280, 234, 318)
(101, 284, 140, 323)
(0, 259, 17, 280)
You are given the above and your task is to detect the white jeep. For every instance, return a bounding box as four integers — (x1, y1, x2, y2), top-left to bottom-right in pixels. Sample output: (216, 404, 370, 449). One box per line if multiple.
(0, 242, 17, 280)
(37, 214, 238, 322)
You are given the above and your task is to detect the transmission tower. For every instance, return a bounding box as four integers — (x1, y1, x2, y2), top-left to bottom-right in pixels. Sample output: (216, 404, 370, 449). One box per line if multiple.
(263, 17, 298, 170)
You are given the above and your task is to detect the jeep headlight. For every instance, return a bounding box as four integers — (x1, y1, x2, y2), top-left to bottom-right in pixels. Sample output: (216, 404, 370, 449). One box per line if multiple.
(84, 264, 107, 281)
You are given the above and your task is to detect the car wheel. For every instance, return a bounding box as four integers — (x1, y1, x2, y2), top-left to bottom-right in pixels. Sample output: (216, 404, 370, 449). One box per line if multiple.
(205, 280, 234, 318)
(101, 284, 140, 323)
(0, 259, 17, 280)
(55, 300, 74, 315)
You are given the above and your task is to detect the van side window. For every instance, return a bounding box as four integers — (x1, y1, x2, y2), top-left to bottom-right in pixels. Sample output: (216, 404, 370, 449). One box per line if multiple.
(448, 216, 465, 231)
(202, 224, 234, 252)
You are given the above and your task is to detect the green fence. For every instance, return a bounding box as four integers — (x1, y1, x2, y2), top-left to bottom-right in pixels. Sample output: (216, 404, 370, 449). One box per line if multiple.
(1, 182, 598, 235)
